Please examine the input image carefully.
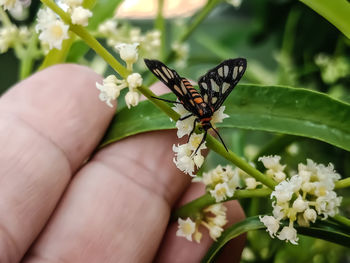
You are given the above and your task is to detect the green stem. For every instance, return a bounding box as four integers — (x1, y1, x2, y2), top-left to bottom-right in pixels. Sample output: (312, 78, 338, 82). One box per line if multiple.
(41, 0, 276, 192)
(41, 0, 129, 78)
(137, 85, 180, 121)
(155, 0, 166, 60)
(206, 135, 277, 189)
(299, 0, 350, 39)
(335, 177, 350, 189)
(332, 214, 350, 228)
(0, 7, 11, 25)
(172, 188, 271, 220)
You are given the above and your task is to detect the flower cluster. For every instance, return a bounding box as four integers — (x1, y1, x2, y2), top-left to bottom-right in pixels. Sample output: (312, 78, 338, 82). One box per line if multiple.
(176, 204, 228, 243)
(35, 1, 92, 51)
(0, 24, 30, 53)
(171, 42, 189, 68)
(0, 0, 30, 12)
(172, 103, 229, 176)
(96, 43, 143, 108)
(195, 164, 261, 202)
(98, 19, 161, 61)
(258, 155, 286, 182)
(259, 157, 342, 245)
(315, 53, 350, 84)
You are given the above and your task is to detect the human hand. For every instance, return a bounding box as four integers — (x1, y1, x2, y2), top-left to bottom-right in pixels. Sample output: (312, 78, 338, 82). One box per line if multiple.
(0, 64, 245, 263)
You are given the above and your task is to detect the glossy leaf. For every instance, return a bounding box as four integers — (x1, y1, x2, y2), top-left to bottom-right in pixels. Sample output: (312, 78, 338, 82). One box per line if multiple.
(201, 216, 350, 262)
(100, 84, 350, 151)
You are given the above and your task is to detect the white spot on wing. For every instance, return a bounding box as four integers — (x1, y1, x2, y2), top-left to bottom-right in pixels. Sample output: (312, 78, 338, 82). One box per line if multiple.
(218, 67, 224, 77)
(167, 68, 174, 78)
(224, 65, 229, 77)
(239, 66, 243, 73)
(222, 82, 230, 93)
(210, 78, 220, 92)
(180, 82, 187, 93)
(212, 97, 218, 103)
(157, 69, 168, 83)
(233, 66, 238, 79)
(162, 66, 171, 79)
(201, 82, 208, 90)
(153, 69, 160, 76)
(203, 94, 208, 103)
(173, 85, 182, 94)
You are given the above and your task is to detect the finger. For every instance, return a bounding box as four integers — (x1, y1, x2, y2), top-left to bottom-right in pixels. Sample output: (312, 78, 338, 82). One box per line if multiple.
(22, 83, 196, 262)
(0, 64, 114, 262)
(155, 183, 246, 263)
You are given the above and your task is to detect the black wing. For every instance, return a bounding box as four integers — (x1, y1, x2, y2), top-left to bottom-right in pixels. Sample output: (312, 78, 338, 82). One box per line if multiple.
(144, 59, 198, 113)
(198, 58, 247, 111)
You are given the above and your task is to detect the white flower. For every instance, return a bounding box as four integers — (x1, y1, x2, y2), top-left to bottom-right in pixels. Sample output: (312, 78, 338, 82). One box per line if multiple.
(258, 155, 286, 181)
(193, 154, 204, 168)
(208, 224, 224, 241)
(98, 19, 118, 35)
(188, 133, 206, 152)
(71, 6, 92, 26)
(259, 215, 280, 238)
(315, 191, 342, 219)
(0, 0, 24, 11)
(272, 203, 285, 220)
(62, 0, 83, 7)
(245, 177, 259, 189)
(115, 43, 139, 70)
(38, 20, 69, 50)
(204, 203, 227, 217)
(36, 8, 69, 50)
(0, 25, 17, 53)
(172, 144, 196, 176)
(125, 91, 140, 109)
(35, 7, 57, 33)
(172, 103, 196, 138)
(292, 196, 308, 213)
(303, 208, 317, 223)
(211, 106, 229, 125)
(176, 218, 196, 242)
(172, 42, 189, 68)
(260, 158, 342, 245)
(274, 171, 286, 182)
(209, 182, 234, 202)
(126, 73, 143, 90)
(193, 230, 202, 243)
(277, 225, 299, 245)
(96, 75, 126, 107)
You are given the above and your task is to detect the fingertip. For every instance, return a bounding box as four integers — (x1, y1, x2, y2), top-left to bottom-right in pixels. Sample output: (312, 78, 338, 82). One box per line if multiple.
(0, 64, 115, 171)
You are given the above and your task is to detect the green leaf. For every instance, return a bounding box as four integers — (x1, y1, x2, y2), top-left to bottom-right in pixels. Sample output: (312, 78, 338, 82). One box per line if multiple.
(299, 0, 350, 39)
(100, 84, 350, 152)
(202, 217, 264, 263)
(201, 216, 350, 263)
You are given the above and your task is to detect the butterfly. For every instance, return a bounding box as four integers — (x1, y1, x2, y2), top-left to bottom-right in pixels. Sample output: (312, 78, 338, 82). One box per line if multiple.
(144, 58, 247, 154)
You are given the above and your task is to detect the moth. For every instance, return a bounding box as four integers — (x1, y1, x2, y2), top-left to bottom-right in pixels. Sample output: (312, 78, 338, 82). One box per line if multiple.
(144, 58, 247, 154)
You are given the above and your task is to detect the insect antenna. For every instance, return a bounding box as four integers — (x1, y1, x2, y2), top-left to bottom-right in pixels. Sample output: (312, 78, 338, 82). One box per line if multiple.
(210, 125, 229, 152)
(193, 130, 208, 156)
(151, 96, 182, 104)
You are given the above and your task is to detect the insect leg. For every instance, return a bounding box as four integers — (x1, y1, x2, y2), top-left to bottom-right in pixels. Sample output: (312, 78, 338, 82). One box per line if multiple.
(179, 114, 194, 121)
(187, 118, 199, 143)
(151, 96, 181, 104)
(211, 126, 229, 152)
(193, 130, 207, 156)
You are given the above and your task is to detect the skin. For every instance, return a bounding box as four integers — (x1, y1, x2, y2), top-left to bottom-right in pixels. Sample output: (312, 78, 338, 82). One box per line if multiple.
(0, 64, 245, 263)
